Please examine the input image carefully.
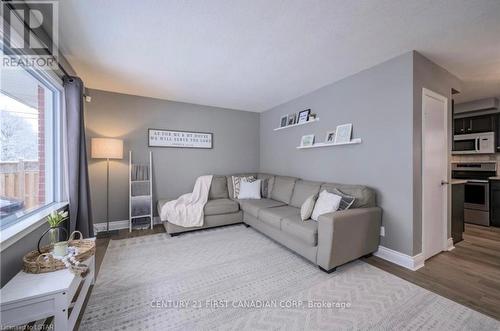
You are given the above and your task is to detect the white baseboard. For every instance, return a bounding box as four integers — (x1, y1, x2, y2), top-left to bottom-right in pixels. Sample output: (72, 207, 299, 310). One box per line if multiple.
(374, 246, 424, 271)
(447, 237, 455, 251)
(94, 217, 161, 233)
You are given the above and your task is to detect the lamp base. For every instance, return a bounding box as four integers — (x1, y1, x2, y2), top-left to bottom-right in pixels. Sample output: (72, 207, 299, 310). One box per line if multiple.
(96, 229, 120, 238)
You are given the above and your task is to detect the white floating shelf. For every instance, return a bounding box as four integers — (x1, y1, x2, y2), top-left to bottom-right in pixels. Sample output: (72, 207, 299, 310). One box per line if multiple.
(296, 138, 362, 149)
(274, 118, 319, 131)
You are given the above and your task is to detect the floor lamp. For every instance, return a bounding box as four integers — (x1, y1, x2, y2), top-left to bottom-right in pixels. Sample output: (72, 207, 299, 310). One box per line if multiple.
(91, 138, 123, 238)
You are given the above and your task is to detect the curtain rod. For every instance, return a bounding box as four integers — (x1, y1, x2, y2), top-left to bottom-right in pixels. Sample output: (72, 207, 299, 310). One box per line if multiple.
(4, 1, 71, 79)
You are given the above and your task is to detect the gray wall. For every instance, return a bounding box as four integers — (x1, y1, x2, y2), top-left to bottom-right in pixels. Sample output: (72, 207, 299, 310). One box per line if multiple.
(260, 52, 415, 255)
(260, 51, 461, 256)
(1, 224, 51, 287)
(85, 89, 260, 223)
(412, 52, 461, 255)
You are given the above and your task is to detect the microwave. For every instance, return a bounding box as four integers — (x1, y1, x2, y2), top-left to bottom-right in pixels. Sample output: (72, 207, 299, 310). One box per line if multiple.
(453, 132, 495, 154)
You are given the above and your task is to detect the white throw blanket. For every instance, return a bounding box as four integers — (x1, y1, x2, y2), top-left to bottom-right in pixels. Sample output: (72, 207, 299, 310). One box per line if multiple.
(160, 175, 213, 227)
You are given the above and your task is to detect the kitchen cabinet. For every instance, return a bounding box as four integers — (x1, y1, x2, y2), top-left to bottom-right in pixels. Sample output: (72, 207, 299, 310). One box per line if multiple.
(491, 179, 500, 228)
(454, 118, 466, 135)
(470, 115, 495, 133)
(451, 183, 465, 244)
(454, 115, 496, 135)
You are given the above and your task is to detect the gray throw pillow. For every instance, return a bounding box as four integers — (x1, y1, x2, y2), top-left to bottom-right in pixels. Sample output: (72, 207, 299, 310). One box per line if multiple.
(332, 188, 356, 210)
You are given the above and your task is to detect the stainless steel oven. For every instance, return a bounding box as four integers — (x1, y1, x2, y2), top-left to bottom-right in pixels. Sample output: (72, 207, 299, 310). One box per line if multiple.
(452, 162, 497, 226)
(464, 180, 489, 211)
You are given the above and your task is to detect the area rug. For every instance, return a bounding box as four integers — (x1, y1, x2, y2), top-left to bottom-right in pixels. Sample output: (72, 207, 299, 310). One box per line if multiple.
(80, 225, 500, 330)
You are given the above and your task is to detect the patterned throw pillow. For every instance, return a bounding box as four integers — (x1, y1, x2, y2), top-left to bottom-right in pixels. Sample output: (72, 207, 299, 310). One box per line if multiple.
(232, 176, 255, 199)
(332, 188, 356, 210)
(300, 194, 317, 221)
(260, 178, 269, 198)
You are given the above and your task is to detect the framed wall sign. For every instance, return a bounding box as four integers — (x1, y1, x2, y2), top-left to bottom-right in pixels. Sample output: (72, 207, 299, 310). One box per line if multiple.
(148, 129, 213, 149)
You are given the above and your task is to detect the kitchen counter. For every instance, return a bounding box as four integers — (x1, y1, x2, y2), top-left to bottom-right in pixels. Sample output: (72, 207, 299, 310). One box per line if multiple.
(451, 179, 467, 185)
(451, 161, 497, 164)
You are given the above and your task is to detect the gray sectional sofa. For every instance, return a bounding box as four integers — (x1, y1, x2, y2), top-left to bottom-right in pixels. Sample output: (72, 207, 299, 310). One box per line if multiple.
(158, 173, 382, 273)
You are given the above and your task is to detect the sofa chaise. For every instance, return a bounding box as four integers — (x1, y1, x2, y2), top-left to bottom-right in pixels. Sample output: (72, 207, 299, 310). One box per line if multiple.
(157, 173, 382, 273)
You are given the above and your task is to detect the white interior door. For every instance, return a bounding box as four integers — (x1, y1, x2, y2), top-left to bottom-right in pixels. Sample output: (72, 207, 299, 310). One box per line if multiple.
(422, 88, 448, 260)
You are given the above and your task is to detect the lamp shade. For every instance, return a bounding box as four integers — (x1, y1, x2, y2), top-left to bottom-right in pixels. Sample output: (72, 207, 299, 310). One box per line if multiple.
(91, 138, 123, 159)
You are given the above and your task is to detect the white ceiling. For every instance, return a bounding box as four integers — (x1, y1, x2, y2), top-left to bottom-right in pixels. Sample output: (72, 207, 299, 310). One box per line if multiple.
(58, 0, 500, 111)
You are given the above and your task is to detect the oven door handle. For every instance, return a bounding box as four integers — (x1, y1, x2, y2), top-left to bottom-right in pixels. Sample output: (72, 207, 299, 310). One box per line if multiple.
(466, 179, 489, 183)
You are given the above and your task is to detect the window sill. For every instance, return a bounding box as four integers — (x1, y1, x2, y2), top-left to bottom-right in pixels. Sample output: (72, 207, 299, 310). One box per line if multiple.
(0, 202, 69, 252)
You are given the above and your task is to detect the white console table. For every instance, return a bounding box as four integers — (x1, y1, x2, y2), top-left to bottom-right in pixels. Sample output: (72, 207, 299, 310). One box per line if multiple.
(0, 243, 95, 331)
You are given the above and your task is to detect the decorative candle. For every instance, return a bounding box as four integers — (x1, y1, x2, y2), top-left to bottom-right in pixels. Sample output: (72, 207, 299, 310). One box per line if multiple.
(53, 241, 68, 257)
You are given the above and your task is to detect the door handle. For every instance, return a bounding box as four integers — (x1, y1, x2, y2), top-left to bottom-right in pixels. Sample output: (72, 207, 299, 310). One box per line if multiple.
(441, 180, 449, 185)
(475, 138, 480, 151)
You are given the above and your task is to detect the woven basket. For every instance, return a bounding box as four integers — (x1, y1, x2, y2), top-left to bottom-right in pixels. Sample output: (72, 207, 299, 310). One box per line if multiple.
(23, 231, 95, 274)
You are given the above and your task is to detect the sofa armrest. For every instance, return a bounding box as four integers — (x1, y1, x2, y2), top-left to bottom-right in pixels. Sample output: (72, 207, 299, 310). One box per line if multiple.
(316, 207, 382, 270)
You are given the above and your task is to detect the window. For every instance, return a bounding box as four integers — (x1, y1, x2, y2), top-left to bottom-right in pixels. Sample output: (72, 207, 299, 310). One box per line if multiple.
(0, 61, 63, 230)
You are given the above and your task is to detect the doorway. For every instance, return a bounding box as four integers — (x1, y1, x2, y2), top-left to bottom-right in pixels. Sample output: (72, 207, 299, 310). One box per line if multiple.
(422, 88, 449, 260)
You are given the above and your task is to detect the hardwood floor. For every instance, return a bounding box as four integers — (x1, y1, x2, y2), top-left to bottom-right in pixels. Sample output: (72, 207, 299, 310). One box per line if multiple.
(75, 223, 500, 329)
(364, 224, 500, 320)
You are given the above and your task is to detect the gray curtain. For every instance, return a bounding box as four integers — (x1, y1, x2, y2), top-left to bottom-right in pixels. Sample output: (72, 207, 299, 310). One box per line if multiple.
(64, 76, 94, 238)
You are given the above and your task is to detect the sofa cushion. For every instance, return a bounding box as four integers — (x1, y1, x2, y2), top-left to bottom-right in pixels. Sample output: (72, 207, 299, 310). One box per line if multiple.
(226, 173, 257, 199)
(257, 173, 276, 198)
(290, 180, 322, 208)
(320, 183, 376, 208)
(209, 176, 229, 200)
(204, 199, 240, 216)
(258, 205, 300, 229)
(281, 215, 318, 246)
(270, 176, 298, 204)
(239, 198, 285, 218)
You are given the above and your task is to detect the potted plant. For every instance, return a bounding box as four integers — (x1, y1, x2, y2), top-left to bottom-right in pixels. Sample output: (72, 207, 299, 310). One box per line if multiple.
(38, 210, 68, 253)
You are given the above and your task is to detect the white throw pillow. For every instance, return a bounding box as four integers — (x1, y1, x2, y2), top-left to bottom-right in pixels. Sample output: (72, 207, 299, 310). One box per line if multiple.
(238, 179, 261, 199)
(300, 194, 317, 221)
(232, 176, 255, 198)
(311, 190, 341, 221)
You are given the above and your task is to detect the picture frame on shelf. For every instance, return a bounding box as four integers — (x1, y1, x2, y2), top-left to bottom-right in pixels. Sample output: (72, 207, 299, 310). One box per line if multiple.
(288, 113, 297, 125)
(300, 134, 315, 147)
(280, 115, 288, 128)
(333, 123, 353, 144)
(325, 130, 336, 143)
(297, 109, 311, 124)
